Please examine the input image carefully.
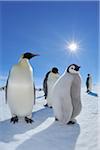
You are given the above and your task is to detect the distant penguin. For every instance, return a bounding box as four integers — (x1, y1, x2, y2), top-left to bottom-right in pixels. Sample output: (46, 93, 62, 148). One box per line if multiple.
(52, 64, 82, 124)
(43, 71, 51, 100)
(43, 67, 60, 107)
(86, 74, 92, 93)
(6, 52, 39, 123)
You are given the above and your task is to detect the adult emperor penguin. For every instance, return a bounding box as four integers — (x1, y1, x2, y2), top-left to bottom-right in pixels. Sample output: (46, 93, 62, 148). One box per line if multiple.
(6, 52, 39, 123)
(52, 64, 82, 124)
(86, 74, 92, 93)
(43, 67, 60, 108)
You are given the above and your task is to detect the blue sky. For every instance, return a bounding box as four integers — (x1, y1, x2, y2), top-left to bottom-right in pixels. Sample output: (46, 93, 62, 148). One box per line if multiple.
(0, 1, 99, 87)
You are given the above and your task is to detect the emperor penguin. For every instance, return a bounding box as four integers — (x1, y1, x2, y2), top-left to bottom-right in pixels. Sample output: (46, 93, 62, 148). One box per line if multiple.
(6, 52, 39, 123)
(43, 67, 60, 108)
(52, 64, 82, 124)
(86, 74, 92, 93)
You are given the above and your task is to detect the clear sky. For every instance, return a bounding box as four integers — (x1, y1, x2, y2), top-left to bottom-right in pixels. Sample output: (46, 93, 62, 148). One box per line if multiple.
(0, 1, 99, 87)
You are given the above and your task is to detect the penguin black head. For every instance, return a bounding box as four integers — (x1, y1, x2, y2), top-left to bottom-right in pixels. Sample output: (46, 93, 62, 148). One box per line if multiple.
(67, 64, 80, 74)
(52, 67, 59, 74)
(22, 52, 39, 60)
(88, 74, 90, 77)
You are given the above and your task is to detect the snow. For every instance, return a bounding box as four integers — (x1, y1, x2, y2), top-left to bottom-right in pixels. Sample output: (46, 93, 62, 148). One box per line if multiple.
(0, 86, 99, 150)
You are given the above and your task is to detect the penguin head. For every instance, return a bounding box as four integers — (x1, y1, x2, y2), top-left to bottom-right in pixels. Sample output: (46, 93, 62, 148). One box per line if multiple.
(88, 74, 90, 77)
(67, 64, 80, 74)
(51, 67, 59, 74)
(22, 52, 39, 60)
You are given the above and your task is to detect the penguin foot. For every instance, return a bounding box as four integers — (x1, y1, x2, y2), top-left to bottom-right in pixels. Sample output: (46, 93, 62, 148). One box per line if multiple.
(25, 117, 34, 123)
(67, 121, 75, 125)
(49, 106, 52, 109)
(44, 104, 48, 107)
(86, 90, 90, 93)
(10, 116, 18, 124)
(55, 117, 59, 121)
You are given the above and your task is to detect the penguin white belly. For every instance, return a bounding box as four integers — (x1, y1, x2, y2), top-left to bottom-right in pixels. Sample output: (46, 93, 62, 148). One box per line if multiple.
(52, 73, 73, 124)
(7, 65, 34, 117)
(46, 73, 59, 107)
(46, 81, 53, 107)
(88, 78, 92, 91)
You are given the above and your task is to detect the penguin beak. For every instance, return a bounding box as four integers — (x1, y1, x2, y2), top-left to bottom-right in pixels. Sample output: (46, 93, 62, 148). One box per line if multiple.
(29, 53, 40, 60)
(75, 66, 81, 71)
(78, 66, 81, 69)
(78, 66, 81, 71)
(32, 54, 40, 57)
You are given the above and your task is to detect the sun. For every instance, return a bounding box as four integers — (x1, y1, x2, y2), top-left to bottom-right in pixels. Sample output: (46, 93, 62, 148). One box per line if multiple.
(67, 41, 79, 52)
(64, 37, 83, 57)
(64, 38, 82, 55)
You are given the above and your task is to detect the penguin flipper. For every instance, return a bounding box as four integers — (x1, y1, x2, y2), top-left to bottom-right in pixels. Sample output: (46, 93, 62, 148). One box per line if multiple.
(5, 70, 11, 103)
(33, 84, 36, 104)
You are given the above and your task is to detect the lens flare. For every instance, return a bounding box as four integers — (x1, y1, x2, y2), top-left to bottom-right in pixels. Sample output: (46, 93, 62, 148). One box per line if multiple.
(67, 41, 79, 52)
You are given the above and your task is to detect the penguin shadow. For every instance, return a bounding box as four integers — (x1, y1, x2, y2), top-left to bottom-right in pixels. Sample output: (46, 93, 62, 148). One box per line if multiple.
(0, 107, 53, 143)
(16, 121, 80, 150)
(33, 106, 53, 120)
(88, 91, 98, 97)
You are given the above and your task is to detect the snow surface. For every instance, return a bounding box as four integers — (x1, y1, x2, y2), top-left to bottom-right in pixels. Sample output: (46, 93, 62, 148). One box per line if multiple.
(0, 86, 99, 150)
